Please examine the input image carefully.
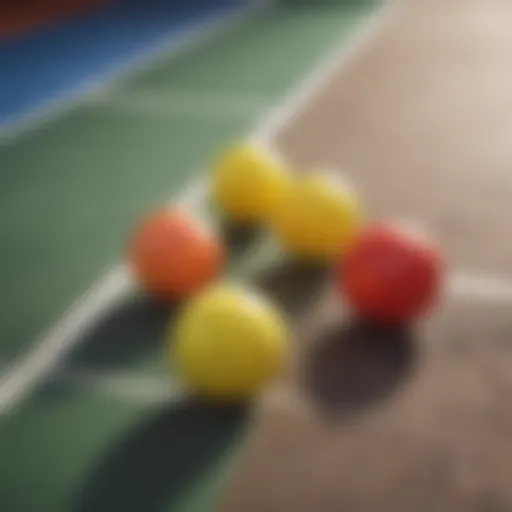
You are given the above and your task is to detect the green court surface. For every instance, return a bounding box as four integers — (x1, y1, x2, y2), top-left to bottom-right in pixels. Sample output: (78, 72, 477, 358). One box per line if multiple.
(0, 3, 375, 511)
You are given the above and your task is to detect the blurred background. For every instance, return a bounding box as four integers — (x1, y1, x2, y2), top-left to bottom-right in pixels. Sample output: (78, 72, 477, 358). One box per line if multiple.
(0, 0, 263, 126)
(1, 0, 350, 127)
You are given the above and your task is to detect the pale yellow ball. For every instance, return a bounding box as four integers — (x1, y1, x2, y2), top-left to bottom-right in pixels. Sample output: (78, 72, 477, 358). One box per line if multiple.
(211, 142, 290, 224)
(271, 171, 363, 261)
(170, 283, 290, 402)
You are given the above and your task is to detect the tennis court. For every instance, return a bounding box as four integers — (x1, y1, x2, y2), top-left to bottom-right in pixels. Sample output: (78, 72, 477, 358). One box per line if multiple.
(3, 0, 512, 510)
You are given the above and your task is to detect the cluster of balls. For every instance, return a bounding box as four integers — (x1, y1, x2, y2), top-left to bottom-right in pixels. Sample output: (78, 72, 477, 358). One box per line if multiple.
(128, 142, 444, 403)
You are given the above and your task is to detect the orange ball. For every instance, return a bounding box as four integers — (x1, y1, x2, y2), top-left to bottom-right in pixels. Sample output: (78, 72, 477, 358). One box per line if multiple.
(129, 208, 223, 300)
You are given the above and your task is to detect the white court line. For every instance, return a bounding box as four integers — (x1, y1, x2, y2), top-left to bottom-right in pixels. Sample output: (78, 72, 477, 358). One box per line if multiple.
(91, 90, 273, 119)
(0, 3, 397, 414)
(55, 368, 183, 406)
(0, 0, 270, 145)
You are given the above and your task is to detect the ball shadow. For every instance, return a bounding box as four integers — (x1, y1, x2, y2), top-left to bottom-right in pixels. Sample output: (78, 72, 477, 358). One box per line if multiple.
(65, 293, 179, 370)
(76, 399, 249, 512)
(303, 319, 417, 420)
(253, 258, 330, 319)
(219, 219, 263, 256)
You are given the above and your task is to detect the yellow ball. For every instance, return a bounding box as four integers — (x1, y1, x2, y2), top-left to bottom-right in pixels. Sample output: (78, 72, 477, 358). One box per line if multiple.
(271, 171, 363, 261)
(210, 142, 290, 224)
(170, 283, 290, 402)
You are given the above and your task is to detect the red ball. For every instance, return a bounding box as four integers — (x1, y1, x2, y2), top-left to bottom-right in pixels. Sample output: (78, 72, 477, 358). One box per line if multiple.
(339, 221, 444, 324)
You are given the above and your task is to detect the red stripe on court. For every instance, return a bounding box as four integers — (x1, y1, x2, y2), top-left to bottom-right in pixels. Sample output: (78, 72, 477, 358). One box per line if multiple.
(0, 0, 107, 38)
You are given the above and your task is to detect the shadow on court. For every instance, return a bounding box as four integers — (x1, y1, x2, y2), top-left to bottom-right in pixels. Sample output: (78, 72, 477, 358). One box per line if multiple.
(253, 258, 330, 318)
(303, 320, 418, 419)
(64, 230, 262, 371)
(65, 293, 179, 370)
(77, 399, 249, 512)
(250, 257, 417, 419)
(220, 220, 263, 255)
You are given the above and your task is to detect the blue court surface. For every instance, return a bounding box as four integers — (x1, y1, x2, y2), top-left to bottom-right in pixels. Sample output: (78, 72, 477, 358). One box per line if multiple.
(0, 0, 249, 127)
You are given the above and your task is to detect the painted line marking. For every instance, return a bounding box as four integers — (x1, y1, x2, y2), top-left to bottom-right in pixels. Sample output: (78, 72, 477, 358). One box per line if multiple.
(0, 0, 270, 145)
(90, 90, 274, 119)
(55, 368, 183, 406)
(0, 2, 398, 415)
